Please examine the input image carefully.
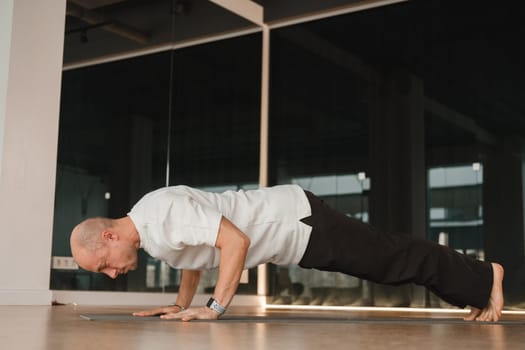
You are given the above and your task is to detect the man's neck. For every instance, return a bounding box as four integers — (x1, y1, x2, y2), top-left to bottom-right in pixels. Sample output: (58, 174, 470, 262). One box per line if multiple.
(114, 216, 141, 248)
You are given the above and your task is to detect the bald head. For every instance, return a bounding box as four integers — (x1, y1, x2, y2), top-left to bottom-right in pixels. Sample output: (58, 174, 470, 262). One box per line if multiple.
(70, 216, 140, 275)
(70, 217, 115, 272)
(71, 217, 112, 252)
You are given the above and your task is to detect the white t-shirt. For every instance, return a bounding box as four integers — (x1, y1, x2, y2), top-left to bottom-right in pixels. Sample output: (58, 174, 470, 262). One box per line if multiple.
(128, 184, 312, 270)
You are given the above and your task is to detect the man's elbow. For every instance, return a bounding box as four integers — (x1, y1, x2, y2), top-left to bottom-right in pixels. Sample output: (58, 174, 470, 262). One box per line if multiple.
(239, 234, 251, 252)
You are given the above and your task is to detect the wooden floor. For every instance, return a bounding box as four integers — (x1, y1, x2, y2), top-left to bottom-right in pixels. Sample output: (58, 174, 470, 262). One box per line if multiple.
(2, 305, 525, 349)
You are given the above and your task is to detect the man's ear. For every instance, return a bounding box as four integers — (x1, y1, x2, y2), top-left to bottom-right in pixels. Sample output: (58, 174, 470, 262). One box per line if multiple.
(102, 230, 118, 241)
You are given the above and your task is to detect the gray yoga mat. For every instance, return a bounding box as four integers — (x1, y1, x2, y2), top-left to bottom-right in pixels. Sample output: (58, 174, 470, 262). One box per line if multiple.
(80, 313, 523, 325)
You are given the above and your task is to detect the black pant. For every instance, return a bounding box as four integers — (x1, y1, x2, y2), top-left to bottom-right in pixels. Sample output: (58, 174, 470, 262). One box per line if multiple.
(298, 191, 493, 309)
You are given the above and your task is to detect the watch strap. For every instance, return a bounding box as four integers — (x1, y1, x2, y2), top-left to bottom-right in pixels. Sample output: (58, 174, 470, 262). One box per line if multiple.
(206, 298, 226, 315)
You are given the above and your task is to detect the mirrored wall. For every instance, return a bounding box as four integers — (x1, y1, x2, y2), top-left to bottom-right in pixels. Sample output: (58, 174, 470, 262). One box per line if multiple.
(52, 1, 262, 293)
(267, 1, 525, 308)
(52, 0, 525, 309)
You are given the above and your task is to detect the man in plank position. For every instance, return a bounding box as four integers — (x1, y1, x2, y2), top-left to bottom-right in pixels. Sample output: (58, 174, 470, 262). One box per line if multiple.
(70, 185, 504, 322)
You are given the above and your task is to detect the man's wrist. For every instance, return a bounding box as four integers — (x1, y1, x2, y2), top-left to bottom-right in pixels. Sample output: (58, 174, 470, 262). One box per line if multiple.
(169, 303, 186, 311)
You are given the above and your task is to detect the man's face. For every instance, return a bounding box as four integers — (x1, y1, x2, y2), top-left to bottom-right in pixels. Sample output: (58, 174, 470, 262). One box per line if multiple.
(74, 240, 138, 279)
(97, 240, 139, 279)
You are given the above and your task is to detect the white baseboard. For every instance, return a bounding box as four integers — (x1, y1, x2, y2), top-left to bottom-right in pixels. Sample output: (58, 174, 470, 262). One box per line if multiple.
(0, 289, 53, 305)
(52, 290, 266, 307)
(0, 289, 265, 307)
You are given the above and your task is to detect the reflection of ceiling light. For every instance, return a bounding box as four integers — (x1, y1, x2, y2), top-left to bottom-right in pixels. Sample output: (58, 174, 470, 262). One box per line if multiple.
(357, 172, 366, 181)
(472, 162, 481, 172)
(105, 192, 111, 200)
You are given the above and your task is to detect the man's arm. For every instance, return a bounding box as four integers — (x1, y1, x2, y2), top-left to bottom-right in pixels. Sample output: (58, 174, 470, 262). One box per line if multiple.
(211, 216, 251, 308)
(175, 269, 202, 308)
(160, 216, 250, 321)
(132, 269, 202, 317)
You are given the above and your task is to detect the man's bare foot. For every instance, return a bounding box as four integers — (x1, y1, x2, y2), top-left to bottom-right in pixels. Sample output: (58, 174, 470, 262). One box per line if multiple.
(464, 263, 504, 322)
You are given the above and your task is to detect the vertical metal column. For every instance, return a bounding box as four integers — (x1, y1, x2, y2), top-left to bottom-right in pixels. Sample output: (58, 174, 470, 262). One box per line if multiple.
(257, 24, 270, 296)
(207, 0, 268, 297)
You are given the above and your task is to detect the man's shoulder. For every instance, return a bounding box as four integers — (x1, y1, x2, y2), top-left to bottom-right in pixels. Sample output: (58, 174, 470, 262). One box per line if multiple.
(142, 185, 194, 198)
(131, 186, 190, 210)
(136, 184, 305, 206)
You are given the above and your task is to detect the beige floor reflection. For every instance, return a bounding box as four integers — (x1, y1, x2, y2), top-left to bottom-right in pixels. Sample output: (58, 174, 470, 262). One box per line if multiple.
(2, 305, 523, 350)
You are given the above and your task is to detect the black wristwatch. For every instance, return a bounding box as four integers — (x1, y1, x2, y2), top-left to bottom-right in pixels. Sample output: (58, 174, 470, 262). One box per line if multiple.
(206, 298, 226, 315)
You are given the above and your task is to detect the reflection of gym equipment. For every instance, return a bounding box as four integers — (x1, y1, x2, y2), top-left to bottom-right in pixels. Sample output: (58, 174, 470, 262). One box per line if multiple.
(271, 267, 305, 304)
(272, 267, 373, 306)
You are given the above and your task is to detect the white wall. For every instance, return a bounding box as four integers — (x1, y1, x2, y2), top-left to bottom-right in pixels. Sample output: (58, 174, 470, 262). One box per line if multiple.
(0, 1, 14, 178)
(0, 0, 66, 304)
